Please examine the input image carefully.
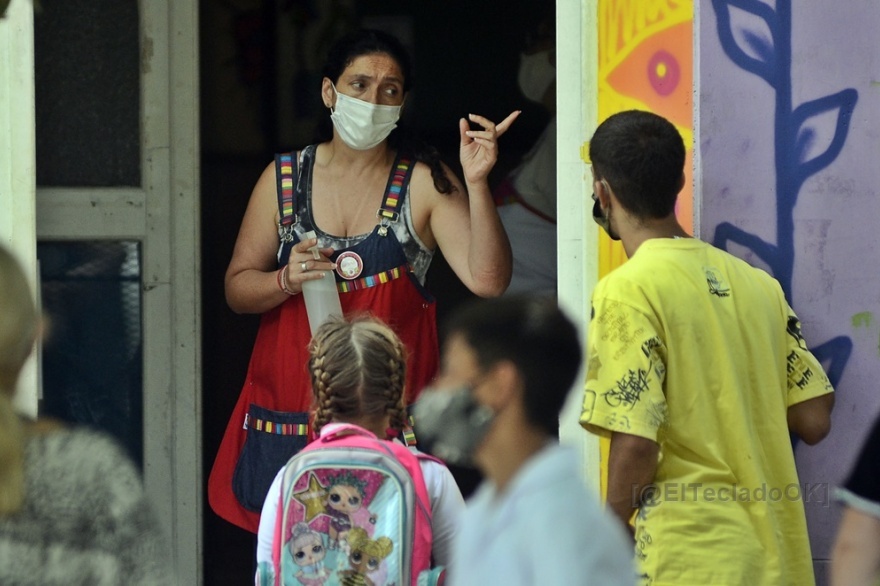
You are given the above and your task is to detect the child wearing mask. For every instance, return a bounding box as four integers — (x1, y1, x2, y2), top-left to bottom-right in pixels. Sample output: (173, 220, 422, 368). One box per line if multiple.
(415, 295, 635, 586)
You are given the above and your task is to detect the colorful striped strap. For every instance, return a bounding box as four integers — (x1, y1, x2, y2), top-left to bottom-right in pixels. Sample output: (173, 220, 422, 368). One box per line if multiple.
(336, 264, 410, 293)
(244, 412, 309, 436)
(376, 154, 413, 222)
(402, 425, 417, 447)
(275, 152, 297, 226)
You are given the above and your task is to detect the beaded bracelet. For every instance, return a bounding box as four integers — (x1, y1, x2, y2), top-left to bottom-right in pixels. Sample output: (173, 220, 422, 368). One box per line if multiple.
(277, 265, 295, 295)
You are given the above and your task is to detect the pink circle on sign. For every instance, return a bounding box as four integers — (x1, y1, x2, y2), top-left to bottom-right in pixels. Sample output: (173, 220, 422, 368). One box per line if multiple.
(648, 50, 680, 97)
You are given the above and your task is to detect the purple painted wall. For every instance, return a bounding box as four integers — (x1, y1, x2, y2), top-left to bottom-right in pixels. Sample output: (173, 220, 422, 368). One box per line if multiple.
(699, 0, 880, 579)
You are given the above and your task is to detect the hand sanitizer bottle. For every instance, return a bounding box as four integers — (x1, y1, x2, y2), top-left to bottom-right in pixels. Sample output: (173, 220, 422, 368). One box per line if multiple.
(300, 230, 343, 335)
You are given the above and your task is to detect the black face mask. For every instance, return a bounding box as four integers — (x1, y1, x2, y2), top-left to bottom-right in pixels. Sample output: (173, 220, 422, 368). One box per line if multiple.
(592, 193, 620, 241)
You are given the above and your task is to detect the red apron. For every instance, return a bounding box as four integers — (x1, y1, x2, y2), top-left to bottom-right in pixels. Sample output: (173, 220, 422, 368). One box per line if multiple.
(208, 149, 439, 532)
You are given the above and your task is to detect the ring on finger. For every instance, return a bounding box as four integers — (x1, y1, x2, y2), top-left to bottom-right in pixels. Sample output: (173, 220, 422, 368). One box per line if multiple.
(300, 261, 308, 272)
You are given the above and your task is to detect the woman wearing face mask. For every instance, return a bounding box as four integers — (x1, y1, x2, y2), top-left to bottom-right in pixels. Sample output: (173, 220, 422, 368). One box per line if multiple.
(208, 28, 518, 534)
(493, 7, 557, 298)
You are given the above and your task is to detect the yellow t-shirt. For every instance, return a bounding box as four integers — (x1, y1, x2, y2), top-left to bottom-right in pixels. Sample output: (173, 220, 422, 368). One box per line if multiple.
(580, 238, 833, 586)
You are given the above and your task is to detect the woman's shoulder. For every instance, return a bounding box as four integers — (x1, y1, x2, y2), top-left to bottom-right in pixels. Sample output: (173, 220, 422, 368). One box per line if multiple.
(408, 156, 463, 202)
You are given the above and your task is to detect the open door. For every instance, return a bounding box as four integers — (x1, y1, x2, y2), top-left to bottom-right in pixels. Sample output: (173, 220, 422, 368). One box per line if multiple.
(29, 1, 201, 582)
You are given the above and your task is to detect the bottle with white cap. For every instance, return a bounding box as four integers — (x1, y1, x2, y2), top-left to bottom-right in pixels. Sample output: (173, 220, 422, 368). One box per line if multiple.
(300, 230, 343, 335)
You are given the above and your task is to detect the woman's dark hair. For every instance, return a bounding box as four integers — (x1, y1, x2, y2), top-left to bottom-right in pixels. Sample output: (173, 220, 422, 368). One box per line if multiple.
(520, 1, 555, 52)
(315, 28, 455, 194)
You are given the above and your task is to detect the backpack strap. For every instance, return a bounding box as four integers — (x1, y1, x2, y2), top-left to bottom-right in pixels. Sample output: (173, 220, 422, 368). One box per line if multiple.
(271, 483, 284, 586)
(413, 451, 446, 467)
(275, 152, 298, 226)
(318, 423, 377, 443)
(376, 153, 414, 234)
(417, 566, 447, 586)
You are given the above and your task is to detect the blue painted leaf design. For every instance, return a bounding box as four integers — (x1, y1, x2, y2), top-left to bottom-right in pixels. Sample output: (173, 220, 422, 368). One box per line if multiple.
(712, 0, 779, 87)
(711, 222, 781, 280)
(792, 89, 859, 180)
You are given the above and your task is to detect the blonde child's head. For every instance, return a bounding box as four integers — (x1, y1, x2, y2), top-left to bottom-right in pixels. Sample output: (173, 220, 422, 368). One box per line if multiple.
(307, 315, 408, 435)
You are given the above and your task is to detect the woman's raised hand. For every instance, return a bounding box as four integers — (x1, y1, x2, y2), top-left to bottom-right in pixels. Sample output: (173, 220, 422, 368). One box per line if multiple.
(459, 110, 521, 184)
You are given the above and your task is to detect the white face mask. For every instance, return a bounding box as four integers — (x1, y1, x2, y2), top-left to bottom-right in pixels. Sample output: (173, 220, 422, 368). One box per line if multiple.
(517, 50, 555, 103)
(329, 83, 402, 150)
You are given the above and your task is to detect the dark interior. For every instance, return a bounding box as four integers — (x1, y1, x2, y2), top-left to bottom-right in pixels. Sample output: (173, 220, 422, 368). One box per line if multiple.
(200, 1, 553, 583)
(31, 0, 549, 582)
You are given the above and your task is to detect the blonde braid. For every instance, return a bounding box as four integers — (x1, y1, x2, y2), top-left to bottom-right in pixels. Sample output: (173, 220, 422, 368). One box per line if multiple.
(383, 339, 408, 433)
(310, 352, 333, 434)
(308, 316, 363, 432)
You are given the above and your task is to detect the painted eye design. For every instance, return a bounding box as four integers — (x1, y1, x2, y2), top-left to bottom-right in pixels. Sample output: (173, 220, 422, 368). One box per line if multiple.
(351, 552, 363, 563)
(367, 557, 380, 570)
(312, 545, 323, 554)
(348, 496, 360, 506)
(294, 550, 306, 560)
(604, 21, 692, 128)
(330, 493, 341, 503)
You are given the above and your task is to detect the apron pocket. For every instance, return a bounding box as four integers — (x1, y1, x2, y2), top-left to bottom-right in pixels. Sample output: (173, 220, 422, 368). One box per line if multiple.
(232, 403, 310, 512)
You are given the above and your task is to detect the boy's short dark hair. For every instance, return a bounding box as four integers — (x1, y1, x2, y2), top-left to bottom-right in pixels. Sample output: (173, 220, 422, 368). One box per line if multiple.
(442, 295, 581, 436)
(589, 109, 686, 219)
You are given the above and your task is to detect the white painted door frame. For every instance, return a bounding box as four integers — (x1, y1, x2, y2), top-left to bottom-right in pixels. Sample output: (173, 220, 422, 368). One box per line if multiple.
(557, 0, 602, 493)
(0, 0, 39, 417)
(35, 1, 202, 582)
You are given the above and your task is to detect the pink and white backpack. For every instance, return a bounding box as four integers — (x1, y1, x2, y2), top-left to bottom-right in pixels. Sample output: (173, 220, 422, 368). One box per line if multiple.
(256, 424, 445, 586)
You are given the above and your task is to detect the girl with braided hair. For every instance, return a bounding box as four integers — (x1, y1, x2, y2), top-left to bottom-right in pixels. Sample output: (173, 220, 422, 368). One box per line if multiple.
(256, 314, 464, 576)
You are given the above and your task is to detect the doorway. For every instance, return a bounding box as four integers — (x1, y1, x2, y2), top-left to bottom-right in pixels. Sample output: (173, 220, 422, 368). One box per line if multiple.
(199, 1, 553, 582)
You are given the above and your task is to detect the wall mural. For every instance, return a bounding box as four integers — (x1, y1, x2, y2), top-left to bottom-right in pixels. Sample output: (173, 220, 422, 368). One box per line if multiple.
(701, 0, 880, 572)
(594, 0, 694, 495)
(596, 0, 694, 278)
(710, 0, 857, 390)
(593, 0, 880, 574)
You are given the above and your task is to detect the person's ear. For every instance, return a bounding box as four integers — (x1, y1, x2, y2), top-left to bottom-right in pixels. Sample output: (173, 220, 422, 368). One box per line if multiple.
(482, 361, 521, 412)
(321, 77, 336, 110)
(595, 178, 613, 209)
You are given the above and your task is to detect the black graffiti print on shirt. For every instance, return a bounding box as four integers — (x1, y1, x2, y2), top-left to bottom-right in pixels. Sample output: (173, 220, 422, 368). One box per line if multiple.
(704, 267, 730, 297)
(604, 368, 650, 410)
(640, 336, 666, 380)
(787, 350, 815, 390)
(786, 315, 808, 350)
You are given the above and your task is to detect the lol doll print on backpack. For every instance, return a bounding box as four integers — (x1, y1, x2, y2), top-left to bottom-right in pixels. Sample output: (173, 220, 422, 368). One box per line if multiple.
(258, 423, 443, 586)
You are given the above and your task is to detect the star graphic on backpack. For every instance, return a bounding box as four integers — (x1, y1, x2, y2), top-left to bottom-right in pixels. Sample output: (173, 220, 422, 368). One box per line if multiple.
(293, 472, 327, 522)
